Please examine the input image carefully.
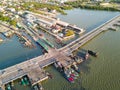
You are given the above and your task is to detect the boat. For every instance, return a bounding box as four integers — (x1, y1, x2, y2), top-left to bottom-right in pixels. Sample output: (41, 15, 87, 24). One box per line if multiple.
(63, 69, 74, 83)
(6, 84, 12, 90)
(54, 62, 59, 69)
(69, 68, 79, 78)
(73, 56, 83, 64)
(21, 78, 26, 86)
(85, 52, 89, 60)
(23, 76, 30, 85)
(71, 64, 80, 73)
(54, 62, 75, 83)
(54, 61, 64, 72)
(38, 83, 44, 90)
(46, 72, 53, 79)
(5, 82, 14, 90)
(0, 37, 3, 43)
(33, 85, 39, 90)
(88, 50, 97, 57)
(33, 83, 43, 90)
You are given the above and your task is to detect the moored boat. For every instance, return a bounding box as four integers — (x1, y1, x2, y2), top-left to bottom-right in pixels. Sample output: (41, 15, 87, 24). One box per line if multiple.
(23, 76, 30, 85)
(38, 83, 44, 90)
(63, 69, 74, 83)
(6, 84, 11, 90)
(69, 68, 79, 78)
(5, 82, 13, 90)
(33, 83, 43, 90)
(88, 50, 98, 57)
(73, 56, 82, 63)
(85, 52, 89, 60)
(54, 61, 64, 72)
(21, 78, 26, 86)
(33, 85, 39, 90)
(71, 64, 80, 73)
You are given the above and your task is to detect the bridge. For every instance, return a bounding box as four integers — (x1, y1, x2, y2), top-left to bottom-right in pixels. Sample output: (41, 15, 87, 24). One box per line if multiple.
(59, 14, 120, 54)
(0, 14, 120, 90)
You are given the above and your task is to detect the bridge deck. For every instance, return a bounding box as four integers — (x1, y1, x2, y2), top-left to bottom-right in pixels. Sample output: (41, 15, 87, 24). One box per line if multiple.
(59, 14, 120, 53)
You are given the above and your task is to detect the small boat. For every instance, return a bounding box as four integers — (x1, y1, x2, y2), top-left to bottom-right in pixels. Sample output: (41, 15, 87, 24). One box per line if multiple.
(88, 50, 97, 57)
(73, 56, 83, 64)
(5, 82, 15, 90)
(69, 68, 79, 78)
(38, 83, 44, 90)
(33, 83, 43, 90)
(23, 76, 30, 85)
(54, 62, 59, 69)
(33, 85, 39, 90)
(46, 72, 53, 79)
(71, 64, 80, 73)
(85, 52, 89, 60)
(21, 78, 26, 86)
(6, 84, 12, 90)
(54, 61, 64, 72)
(64, 70, 74, 83)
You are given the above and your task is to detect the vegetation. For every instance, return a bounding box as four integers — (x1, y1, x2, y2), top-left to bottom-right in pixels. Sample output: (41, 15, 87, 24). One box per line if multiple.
(65, 1, 120, 11)
(65, 30, 75, 37)
(110, 0, 120, 3)
(21, 2, 73, 15)
(0, 13, 17, 26)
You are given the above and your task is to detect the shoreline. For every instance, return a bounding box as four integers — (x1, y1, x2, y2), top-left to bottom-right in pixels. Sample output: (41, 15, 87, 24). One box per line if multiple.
(65, 1, 120, 12)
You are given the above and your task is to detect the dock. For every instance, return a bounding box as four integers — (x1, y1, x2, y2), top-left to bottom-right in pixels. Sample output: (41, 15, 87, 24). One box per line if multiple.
(27, 65, 48, 86)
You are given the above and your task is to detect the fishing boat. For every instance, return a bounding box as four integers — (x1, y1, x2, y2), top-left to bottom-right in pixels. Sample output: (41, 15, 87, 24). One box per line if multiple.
(69, 68, 79, 78)
(46, 72, 53, 79)
(88, 50, 98, 57)
(21, 78, 26, 86)
(63, 69, 74, 83)
(5, 82, 14, 90)
(33, 85, 39, 90)
(38, 83, 44, 90)
(54, 61, 64, 72)
(23, 76, 30, 85)
(85, 52, 89, 60)
(33, 83, 43, 90)
(73, 56, 83, 64)
(71, 64, 80, 73)
(6, 84, 12, 90)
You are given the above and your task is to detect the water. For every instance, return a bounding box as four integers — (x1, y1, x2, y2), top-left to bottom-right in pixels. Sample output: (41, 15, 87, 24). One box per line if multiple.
(0, 35, 43, 69)
(42, 9, 120, 90)
(0, 9, 120, 90)
(42, 33, 120, 90)
(57, 9, 120, 32)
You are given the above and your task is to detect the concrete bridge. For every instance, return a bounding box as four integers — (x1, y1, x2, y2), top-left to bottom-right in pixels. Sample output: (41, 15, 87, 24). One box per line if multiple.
(59, 14, 120, 54)
(0, 14, 120, 90)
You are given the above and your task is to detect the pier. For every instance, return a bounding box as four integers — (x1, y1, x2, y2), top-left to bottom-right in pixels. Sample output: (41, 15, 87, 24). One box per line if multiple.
(0, 13, 120, 90)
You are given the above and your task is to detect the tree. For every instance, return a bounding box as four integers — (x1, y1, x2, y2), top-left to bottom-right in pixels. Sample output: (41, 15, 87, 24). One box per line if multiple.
(65, 30, 75, 37)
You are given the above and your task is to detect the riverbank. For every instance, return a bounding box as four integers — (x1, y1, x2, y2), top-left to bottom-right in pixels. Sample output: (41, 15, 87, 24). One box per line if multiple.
(65, 1, 120, 12)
